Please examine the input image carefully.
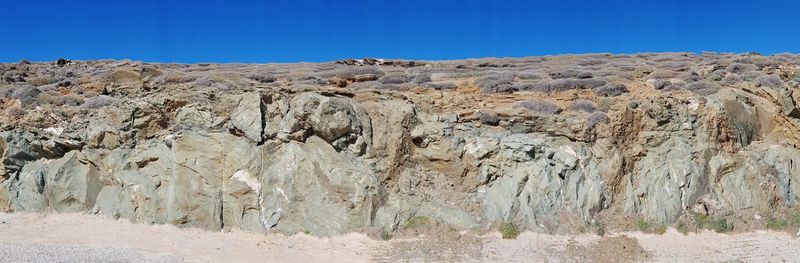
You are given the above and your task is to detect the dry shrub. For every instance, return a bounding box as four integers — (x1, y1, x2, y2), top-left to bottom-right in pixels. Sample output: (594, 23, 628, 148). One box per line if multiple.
(515, 100, 562, 114)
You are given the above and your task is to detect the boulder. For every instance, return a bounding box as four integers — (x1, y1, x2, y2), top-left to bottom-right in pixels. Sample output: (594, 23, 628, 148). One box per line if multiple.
(165, 132, 263, 230)
(276, 93, 371, 154)
(763, 146, 800, 205)
(175, 105, 214, 130)
(6, 151, 102, 213)
(707, 153, 773, 212)
(0, 130, 82, 174)
(624, 136, 705, 224)
(231, 94, 264, 143)
(779, 88, 800, 118)
(470, 134, 606, 227)
(260, 136, 379, 236)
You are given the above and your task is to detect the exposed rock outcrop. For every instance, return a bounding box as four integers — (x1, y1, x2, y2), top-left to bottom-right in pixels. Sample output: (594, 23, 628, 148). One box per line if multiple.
(3, 53, 800, 235)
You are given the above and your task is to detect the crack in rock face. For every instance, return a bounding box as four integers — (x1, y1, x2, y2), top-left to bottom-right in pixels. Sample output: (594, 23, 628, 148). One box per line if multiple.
(2, 53, 800, 235)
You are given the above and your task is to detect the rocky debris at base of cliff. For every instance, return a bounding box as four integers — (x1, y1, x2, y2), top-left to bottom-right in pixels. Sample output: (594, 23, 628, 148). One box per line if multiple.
(3, 53, 800, 236)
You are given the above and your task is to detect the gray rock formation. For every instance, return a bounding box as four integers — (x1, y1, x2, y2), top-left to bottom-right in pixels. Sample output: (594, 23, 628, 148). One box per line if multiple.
(3, 53, 800, 235)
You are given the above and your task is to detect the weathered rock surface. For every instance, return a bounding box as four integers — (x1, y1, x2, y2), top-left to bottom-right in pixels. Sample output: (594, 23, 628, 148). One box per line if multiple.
(3, 53, 800, 235)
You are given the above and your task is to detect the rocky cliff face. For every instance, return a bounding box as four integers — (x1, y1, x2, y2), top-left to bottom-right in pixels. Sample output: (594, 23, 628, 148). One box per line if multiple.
(2, 53, 800, 235)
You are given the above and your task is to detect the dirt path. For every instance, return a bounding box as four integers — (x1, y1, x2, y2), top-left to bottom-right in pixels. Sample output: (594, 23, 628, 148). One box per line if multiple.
(1, 213, 798, 262)
(0, 213, 381, 263)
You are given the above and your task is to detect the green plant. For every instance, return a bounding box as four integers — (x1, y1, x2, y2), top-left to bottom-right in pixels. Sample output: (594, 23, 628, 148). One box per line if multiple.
(710, 218, 733, 233)
(677, 223, 689, 235)
(791, 208, 800, 226)
(694, 214, 733, 233)
(380, 230, 392, 241)
(656, 225, 667, 235)
(595, 227, 606, 236)
(500, 222, 519, 239)
(403, 216, 430, 230)
(595, 224, 606, 236)
(693, 213, 708, 227)
(766, 216, 786, 230)
(636, 219, 649, 232)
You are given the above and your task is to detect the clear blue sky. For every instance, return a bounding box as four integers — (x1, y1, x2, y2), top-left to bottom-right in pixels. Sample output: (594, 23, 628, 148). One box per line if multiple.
(1, 0, 798, 63)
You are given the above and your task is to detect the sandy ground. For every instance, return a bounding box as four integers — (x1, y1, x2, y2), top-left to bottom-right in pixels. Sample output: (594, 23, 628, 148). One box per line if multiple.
(1, 213, 799, 262)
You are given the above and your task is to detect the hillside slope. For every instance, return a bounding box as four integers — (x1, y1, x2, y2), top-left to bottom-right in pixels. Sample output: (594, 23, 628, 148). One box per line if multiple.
(2, 53, 800, 236)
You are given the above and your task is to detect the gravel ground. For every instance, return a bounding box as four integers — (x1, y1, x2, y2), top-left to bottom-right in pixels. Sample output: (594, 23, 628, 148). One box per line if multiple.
(1, 213, 799, 262)
(0, 243, 183, 263)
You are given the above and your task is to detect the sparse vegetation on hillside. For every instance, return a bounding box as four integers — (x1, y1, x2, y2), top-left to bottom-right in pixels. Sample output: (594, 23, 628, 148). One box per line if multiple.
(403, 216, 431, 230)
(587, 112, 609, 128)
(693, 214, 733, 233)
(677, 223, 689, 235)
(476, 73, 515, 93)
(500, 222, 519, 239)
(515, 100, 562, 114)
(82, 95, 114, 109)
(571, 100, 596, 112)
(636, 219, 649, 232)
(593, 83, 628, 97)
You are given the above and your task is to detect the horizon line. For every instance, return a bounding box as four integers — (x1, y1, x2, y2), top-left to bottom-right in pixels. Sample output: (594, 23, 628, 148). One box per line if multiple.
(2, 50, 797, 65)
